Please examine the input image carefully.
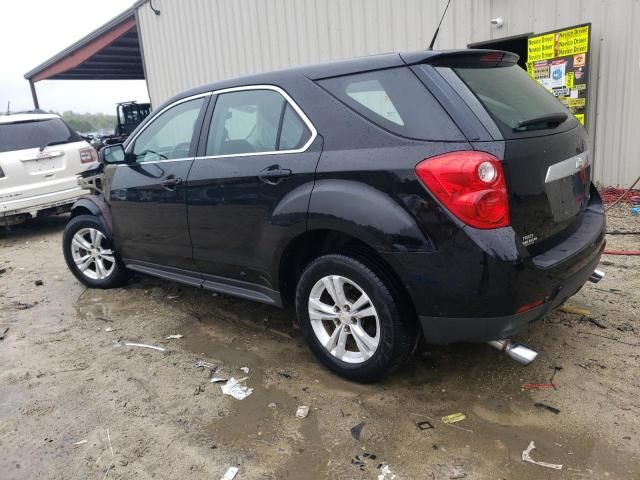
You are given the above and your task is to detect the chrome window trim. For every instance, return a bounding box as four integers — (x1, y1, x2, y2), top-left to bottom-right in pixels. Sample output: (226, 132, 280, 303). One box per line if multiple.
(545, 151, 590, 183)
(197, 84, 318, 160)
(122, 84, 317, 165)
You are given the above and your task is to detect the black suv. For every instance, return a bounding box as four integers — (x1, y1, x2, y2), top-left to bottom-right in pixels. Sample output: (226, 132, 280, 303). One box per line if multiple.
(63, 49, 605, 382)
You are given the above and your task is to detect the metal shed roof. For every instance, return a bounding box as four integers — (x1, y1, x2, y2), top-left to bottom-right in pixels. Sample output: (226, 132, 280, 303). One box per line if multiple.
(24, 8, 143, 82)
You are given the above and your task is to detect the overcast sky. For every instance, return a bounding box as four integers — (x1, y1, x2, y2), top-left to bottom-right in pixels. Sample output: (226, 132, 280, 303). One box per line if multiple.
(1, 0, 149, 114)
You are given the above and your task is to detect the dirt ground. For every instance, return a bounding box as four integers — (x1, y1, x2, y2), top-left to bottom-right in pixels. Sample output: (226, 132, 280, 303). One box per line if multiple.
(1, 205, 639, 480)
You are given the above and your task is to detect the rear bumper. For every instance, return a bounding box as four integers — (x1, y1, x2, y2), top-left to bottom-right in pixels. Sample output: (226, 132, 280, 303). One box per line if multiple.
(418, 246, 602, 344)
(381, 188, 606, 344)
(0, 187, 87, 224)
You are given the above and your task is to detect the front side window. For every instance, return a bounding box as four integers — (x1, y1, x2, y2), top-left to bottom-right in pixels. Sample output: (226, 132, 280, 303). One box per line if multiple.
(206, 89, 311, 156)
(132, 97, 205, 163)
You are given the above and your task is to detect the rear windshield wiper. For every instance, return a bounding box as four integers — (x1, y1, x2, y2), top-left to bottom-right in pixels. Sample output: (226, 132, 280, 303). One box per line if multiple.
(39, 139, 70, 151)
(513, 112, 568, 132)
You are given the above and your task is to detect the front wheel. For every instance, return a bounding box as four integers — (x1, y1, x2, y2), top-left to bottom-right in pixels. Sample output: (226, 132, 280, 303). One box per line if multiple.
(295, 254, 417, 383)
(62, 214, 128, 288)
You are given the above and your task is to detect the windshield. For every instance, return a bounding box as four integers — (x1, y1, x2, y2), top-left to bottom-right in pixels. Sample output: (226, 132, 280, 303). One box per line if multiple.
(444, 64, 575, 137)
(0, 118, 81, 153)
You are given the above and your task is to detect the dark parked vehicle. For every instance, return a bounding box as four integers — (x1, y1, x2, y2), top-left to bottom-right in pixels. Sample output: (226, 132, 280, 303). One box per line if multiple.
(62, 49, 605, 382)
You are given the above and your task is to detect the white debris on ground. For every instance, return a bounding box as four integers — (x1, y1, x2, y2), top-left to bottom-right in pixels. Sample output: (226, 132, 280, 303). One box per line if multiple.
(378, 463, 396, 480)
(220, 377, 253, 400)
(295, 405, 309, 418)
(220, 466, 239, 480)
(522, 441, 563, 470)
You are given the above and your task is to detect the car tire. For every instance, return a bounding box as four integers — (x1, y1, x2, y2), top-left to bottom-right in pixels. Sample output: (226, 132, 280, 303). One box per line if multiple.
(62, 214, 128, 288)
(295, 254, 417, 383)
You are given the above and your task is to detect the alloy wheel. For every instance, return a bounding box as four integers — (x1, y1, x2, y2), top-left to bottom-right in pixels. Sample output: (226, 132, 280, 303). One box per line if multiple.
(308, 275, 380, 364)
(70, 228, 115, 280)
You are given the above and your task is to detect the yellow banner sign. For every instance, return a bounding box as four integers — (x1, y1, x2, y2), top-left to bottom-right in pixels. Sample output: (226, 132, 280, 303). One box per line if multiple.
(528, 25, 589, 62)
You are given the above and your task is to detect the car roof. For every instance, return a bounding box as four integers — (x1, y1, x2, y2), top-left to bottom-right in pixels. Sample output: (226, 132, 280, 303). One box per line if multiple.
(159, 49, 473, 109)
(0, 113, 60, 124)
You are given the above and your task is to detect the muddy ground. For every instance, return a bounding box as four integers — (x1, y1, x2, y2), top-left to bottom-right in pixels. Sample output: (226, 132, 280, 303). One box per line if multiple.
(1, 205, 639, 480)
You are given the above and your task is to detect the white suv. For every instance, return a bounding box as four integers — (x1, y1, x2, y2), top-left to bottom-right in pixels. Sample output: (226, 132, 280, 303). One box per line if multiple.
(0, 112, 98, 226)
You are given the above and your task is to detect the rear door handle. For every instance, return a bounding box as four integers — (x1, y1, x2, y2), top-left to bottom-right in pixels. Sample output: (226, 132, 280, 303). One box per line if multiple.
(258, 166, 292, 184)
(161, 176, 182, 190)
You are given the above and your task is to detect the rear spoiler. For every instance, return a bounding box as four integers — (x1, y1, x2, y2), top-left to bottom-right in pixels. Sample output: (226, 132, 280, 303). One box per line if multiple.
(401, 49, 519, 68)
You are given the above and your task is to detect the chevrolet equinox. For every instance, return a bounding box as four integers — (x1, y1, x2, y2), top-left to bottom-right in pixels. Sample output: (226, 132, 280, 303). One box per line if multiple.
(62, 49, 605, 382)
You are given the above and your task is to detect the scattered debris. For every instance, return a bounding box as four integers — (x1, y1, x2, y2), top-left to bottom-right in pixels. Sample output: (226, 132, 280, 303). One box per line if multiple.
(220, 377, 253, 400)
(268, 402, 277, 408)
(11, 301, 34, 310)
(417, 420, 434, 430)
(296, 405, 310, 418)
(558, 305, 591, 316)
(0, 267, 6, 275)
(535, 403, 561, 414)
(351, 421, 366, 440)
(588, 318, 607, 329)
(73, 439, 87, 445)
(277, 371, 292, 379)
(450, 465, 467, 479)
(165, 334, 184, 339)
(0, 327, 9, 340)
(522, 383, 555, 390)
(240, 366, 250, 374)
(194, 384, 205, 395)
(194, 360, 216, 370)
(124, 342, 166, 352)
(378, 463, 396, 479)
(210, 377, 227, 383)
(352, 456, 366, 471)
(617, 323, 636, 333)
(220, 466, 239, 480)
(104, 327, 113, 332)
(522, 441, 563, 470)
(549, 366, 563, 388)
(442, 412, 466, 424)
(34, 279, 43, 286)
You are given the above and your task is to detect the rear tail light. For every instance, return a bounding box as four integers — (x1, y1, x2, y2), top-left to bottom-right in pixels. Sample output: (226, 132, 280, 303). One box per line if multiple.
(79, 147, 98, 164)
(415, 151, 510, 229)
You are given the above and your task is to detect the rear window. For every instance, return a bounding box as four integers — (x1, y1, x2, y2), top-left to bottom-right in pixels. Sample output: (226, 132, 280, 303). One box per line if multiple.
(318, 67, 464, 141)
(443, 64, 576, 138)
(0, 117, 82, 153)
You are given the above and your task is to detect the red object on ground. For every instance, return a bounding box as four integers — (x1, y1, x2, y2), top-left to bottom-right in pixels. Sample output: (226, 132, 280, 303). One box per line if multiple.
(522, 383, 556, 390)
(603, 250, 640, 255)
(600, 187, 640, 204)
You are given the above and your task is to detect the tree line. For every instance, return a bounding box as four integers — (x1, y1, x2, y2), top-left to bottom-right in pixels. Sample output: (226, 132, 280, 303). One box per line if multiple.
(56, 111, 117, 134)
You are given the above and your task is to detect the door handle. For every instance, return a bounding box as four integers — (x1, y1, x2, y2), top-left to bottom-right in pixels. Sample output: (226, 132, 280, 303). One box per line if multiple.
(258, 166, 292, 184)
(161, 176, 182, 190)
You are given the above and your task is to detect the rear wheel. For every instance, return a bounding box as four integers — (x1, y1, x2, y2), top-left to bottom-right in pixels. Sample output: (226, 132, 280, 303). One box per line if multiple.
(295, 254, 416, 382)
(62, 215, 128, 288)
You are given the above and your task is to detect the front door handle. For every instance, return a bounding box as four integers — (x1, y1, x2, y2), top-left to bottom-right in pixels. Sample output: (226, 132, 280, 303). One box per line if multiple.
(161, 175, 182, 190)
(258, 166, 292, 184)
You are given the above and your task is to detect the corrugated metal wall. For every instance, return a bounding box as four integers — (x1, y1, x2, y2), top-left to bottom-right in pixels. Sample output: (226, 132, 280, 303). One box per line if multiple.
(137, 0, 640, 187)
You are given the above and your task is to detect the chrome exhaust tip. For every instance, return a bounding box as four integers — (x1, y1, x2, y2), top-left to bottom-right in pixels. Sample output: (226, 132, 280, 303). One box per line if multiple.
(488, 339, 538, 365)
(588, 269, 605, 284)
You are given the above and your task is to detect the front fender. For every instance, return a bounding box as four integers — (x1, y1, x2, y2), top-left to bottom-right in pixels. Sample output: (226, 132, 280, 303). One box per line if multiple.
(307, 179, 434, 252)
(70, 195, 112, 235)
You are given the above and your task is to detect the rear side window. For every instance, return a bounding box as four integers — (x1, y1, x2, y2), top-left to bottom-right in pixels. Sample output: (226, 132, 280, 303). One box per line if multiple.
(0, 118, 81, 153)
(444, 64, 576, 138)
(206, 89, 312, 156)
(318, 67, 463, 141)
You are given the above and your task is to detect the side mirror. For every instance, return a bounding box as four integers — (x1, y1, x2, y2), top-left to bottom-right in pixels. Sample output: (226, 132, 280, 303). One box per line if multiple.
(99, 144, 126, 164)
